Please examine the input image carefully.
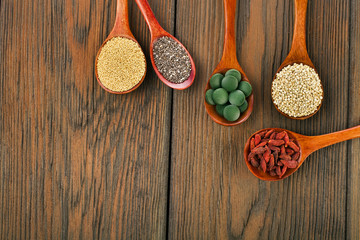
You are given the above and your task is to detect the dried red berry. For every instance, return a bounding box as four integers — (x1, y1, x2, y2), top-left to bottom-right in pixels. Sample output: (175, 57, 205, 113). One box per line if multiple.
(255, 134, 261, 145)
(258, 131, 266, 138)
(250, 138, 255, 150)
(286, 148, 295, 155)
(270, 170, 277, 177)
(279, 154, 292, 161)
(251, 147, 267, 155)
(268, 140, 285, 146)
(280, 166, 288, 178)
(255, 142, 267, 148)
(288, 142, 300, 152)
(250, 158, 259, 168)
(270, 132, 277, 140)
(276, 131, 286, 140)
(280, 146, 286, 155)
(265, 129, 274, 138)
(284, 133, 290, 147)
(260, 158, 267, 173)
(263, 147, 271, 163)
(292, 152, 300, 161)
(281, 160, 298, 169)
(269, 154, 275, 169)
(269, 145, 280, 152)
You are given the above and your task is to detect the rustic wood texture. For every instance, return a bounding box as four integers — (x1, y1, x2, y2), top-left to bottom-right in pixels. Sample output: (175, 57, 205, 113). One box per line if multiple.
(0, 0, 174, 239)
(1, 0, 360, 239)
(170, 0, 356, 239)
(348, 0, 360, 239)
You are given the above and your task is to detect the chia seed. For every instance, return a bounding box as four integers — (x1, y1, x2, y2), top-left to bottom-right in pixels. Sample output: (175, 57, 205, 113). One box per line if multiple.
(153, 36, 192, 84)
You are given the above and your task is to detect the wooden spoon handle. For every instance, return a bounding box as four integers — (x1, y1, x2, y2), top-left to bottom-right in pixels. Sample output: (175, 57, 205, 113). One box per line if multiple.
(218, 0, 239, 69)
(302, 125, 360, 156)
(289, 0, 309, 58)
(110, 0, 133, 37)
(135, 0, 164, 38)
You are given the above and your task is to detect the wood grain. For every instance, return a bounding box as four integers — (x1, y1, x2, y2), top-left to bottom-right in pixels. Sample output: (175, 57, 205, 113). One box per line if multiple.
(347, 0, 360, 239)
(170, 0, 352, 239)
(0, 0, 174, 238)
(1, 0, 360, 239)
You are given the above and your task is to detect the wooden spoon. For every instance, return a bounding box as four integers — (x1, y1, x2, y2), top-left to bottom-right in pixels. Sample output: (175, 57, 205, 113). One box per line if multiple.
(95, 0, 147, 94)
(244, 126, 360, 181)
(135, 0, 195, 90)
(204, 0, 253, 126)
(271, 0, 324, 119)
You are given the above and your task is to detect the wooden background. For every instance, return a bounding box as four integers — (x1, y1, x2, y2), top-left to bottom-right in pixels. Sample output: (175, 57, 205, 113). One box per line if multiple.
(1, 0, 359, 239)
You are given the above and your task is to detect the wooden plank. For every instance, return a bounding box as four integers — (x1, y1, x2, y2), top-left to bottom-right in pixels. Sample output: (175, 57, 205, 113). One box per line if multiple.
(169, 0, 350, 238)
(0, 0, 173, 238)
(347, 0, 360, 239)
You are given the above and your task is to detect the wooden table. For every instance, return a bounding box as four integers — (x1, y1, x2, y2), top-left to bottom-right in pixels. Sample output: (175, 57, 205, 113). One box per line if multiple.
(1, 0, 359, 239)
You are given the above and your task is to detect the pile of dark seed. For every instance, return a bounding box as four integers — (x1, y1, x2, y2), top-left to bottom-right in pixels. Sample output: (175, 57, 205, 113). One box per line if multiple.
(153, 36, 191, 84)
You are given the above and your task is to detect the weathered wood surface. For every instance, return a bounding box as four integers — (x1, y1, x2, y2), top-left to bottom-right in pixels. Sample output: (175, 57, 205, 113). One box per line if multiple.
(0, 0, 173, 239)
(348, 0, 360, 239)
(1, 0, 359, 239)
(170, 0, 356, 239)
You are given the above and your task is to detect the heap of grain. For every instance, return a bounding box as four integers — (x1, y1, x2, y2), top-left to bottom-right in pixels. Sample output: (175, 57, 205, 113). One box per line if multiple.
(96, 37, 146, 92)
(272, 63, 323, 117)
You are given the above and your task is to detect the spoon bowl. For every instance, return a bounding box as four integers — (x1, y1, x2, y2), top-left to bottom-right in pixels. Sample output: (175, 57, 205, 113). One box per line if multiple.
(244, 126, 360, 181)
(204, 0, 253, 126)
(135, 0, 195, 90)
(149, 34, 196, 90)
(95, 0, 147, 94)
(271, 0, 324, 119)
(205, 67, 254, 126)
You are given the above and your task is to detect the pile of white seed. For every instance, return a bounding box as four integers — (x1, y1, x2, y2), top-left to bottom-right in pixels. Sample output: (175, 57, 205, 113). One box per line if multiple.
(272, 63, 323, 117)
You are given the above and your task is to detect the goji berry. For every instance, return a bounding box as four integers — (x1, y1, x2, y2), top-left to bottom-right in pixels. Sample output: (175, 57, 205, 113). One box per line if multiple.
(286, 148, 295, 155)
(270, 132, 277, 140)
(260, 158, 267, 173)
(288, 142, 300, 152)
(250, 158, 259, 168)
(255, 134, 261, 145)
(281, 160, 298, 169)
(276, 131, 286, 140)
(280, 166, 288, 178)
(292, 152, 300, 161)
(269, 145, 280, 152)
(250, 138, 255, 150)
(279, 154, 291, 161)
(270, 170, 277, 177)
(251, 147, 267, 155)
(265, 129, 274, 138)
(268, 140, 285, 146)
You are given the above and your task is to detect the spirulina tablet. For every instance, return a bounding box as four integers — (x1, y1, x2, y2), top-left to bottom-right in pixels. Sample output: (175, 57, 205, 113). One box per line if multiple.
(210, 73, 223, 89)
(212, 88, 228, 105)
(239, 100, 248, 113)
(223, 105, 240, 121)
(229, 90, 245, 106)
(205, 89, 215, 105)
(216, 104, 227, 117)
(221, 75, 238, 92)
(226, 69, 241, 82)
(238, 81, 252, 97)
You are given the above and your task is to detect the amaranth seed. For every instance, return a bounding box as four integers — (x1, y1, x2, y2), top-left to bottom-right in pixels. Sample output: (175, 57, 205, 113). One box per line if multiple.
(96, 37, 146, 92)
